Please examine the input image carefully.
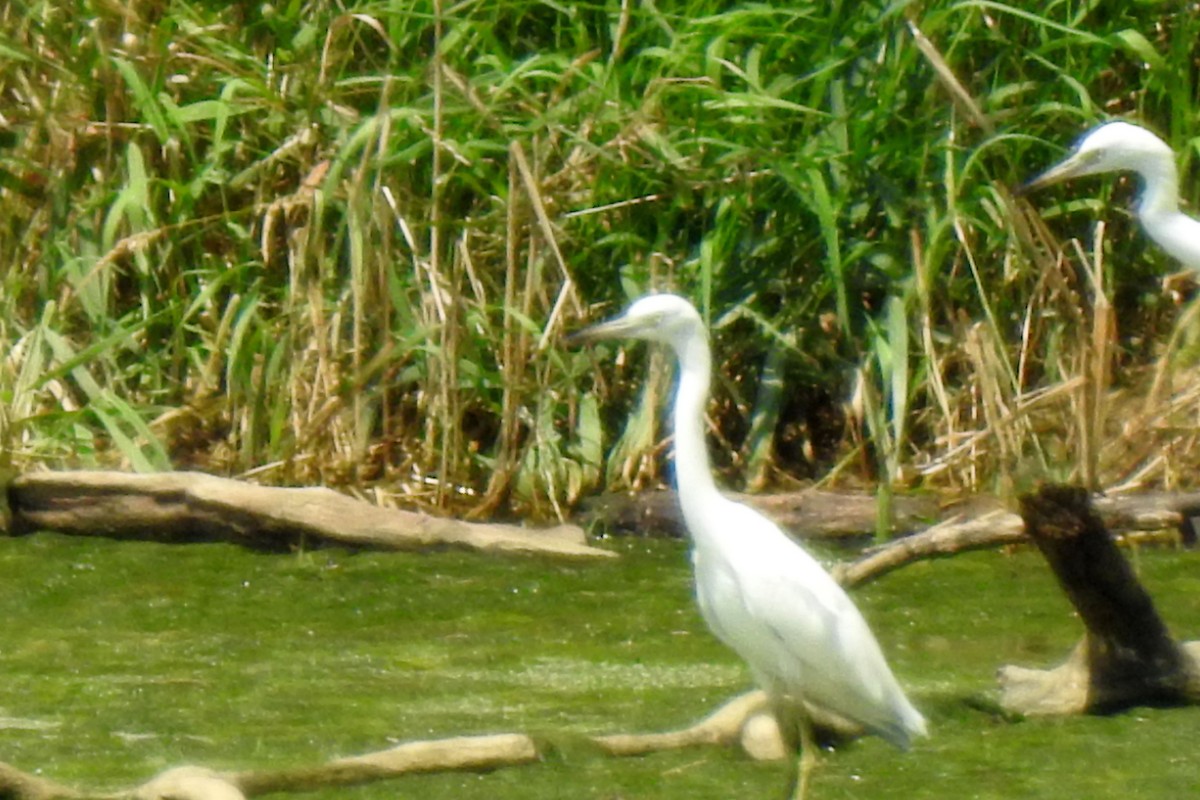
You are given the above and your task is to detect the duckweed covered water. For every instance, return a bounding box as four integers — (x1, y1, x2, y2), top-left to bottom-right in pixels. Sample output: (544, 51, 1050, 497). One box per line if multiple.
(2, 532, 1200, 798)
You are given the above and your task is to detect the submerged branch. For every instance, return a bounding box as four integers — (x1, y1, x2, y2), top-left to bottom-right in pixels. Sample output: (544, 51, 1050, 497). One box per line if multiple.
(230, 734, 539, 796)
(0, 693, 797, 800)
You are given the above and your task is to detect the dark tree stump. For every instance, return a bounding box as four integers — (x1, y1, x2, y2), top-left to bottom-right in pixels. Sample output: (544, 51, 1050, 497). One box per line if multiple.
(998, 485, 1200, 715)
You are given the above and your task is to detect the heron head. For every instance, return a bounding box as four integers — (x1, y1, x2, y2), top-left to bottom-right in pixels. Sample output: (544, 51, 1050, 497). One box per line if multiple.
(567, 293, 705, 351)
(1024, 121, 1174, 191)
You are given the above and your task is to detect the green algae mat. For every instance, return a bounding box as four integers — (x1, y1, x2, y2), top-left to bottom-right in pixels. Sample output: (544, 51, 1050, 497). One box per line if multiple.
(3, 532, 1200, 799)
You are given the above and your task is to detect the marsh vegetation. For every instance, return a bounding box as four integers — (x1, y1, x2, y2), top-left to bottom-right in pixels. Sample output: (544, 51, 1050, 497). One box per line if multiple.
(1, 2, 1198, 513)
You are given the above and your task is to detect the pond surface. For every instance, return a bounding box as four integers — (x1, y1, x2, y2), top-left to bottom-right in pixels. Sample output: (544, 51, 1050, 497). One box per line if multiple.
(2, 532, 1200, 798)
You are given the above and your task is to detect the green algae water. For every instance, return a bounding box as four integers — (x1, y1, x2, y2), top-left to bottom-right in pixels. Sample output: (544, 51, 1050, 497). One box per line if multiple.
(3, 532, 1200, 799)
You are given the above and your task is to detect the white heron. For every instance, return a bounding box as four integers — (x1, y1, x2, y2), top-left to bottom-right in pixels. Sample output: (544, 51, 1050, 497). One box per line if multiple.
(570, 294, 926, 799)
(1025, 121, 1200, 270)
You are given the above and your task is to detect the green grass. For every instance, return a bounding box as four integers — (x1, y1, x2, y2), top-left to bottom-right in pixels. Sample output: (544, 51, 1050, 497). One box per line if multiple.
(4, 534, 1200, 798)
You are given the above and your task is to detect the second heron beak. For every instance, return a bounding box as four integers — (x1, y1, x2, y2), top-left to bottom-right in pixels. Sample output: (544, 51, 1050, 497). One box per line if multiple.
(565, 312, 650, 346)
(1022, 149, 1101, 194)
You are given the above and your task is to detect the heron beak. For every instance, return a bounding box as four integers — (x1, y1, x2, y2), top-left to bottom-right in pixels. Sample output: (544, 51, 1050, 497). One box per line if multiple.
(1021, 151, 1092, 194)
(564, 314, 637, 346)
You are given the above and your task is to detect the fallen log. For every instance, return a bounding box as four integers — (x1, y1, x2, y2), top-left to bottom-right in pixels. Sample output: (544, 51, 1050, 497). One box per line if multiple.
(2, 471, 612, 560)
(997, 485, 1200, 716)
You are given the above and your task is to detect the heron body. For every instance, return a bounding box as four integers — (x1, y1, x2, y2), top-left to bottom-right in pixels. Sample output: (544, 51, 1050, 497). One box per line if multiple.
(1026, 121, 1200, 270)
(571, 294, 926, 798)
(690, 499, 925, 749)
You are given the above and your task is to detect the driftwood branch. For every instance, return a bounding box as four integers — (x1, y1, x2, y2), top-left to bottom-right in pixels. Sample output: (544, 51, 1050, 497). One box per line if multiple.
(0, 693, 803, 800)
(996, 485, 1200, 716)
(592, 690, 772, 757)
(2, 471, 612, 560)
(833, 509, 1026, 588)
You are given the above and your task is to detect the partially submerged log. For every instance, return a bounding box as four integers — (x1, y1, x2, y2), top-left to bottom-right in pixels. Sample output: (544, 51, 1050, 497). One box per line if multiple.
(997, 485, 1200, 716)
(0, 693, 799, 800)
(0, 733, 539, 800)
(2, 471, 612, 560)
(580, 486, 1200, 545)
(577, 488, 940, 539)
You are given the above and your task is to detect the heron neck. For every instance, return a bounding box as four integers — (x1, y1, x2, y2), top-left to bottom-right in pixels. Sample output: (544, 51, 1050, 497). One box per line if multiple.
(669, 331, 721, 526)
(1132, 155, 1200, 269)
(1134, 154, 1181, 219)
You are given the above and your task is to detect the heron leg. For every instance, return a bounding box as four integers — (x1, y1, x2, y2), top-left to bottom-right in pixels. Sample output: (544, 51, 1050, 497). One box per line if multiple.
(789, 714, 818, 800)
